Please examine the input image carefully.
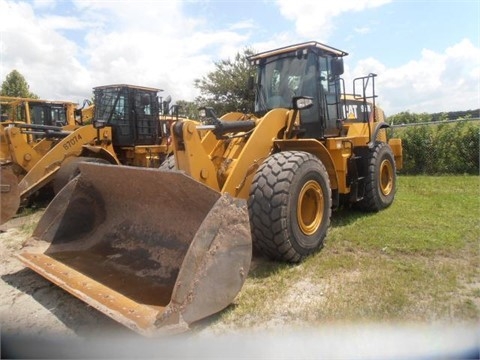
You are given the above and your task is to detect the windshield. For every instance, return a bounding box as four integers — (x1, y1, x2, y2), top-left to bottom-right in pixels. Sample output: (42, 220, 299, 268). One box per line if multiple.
(50, 105, 67, 126)
(29, 104, 67, 126)
(252, 49, 345, 138)
(254, 54, 308, 113)
(94, 87, 126, 124)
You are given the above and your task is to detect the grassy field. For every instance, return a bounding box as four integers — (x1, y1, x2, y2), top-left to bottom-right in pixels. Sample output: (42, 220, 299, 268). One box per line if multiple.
(215, 175, 480, 329)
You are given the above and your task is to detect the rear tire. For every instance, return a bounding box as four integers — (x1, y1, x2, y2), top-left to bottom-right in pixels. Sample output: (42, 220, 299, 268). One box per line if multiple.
(248, 151, 332, 263)
(357, 142, 396, 211)
(53, 157, 110, 195)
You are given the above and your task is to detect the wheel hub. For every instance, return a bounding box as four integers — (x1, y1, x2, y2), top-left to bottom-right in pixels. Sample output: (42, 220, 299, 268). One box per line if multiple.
(379, 159, 394, 196)
(297, 180, 324, 236)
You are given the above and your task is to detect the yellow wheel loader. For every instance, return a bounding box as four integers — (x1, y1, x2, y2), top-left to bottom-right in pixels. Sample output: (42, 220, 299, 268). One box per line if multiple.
(1, 96, 82, 224)
(1, 85, 173, 224)
(18, 41, 403, 335)
(1, 96, 81, 157)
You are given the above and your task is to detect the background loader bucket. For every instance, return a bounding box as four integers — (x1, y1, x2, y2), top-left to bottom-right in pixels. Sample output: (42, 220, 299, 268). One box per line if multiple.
(17, 163, 252, 336)
(1, 167, 20, 225)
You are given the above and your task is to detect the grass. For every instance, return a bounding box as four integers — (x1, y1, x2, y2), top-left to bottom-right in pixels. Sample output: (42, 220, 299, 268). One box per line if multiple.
(210, 175, 480, 330)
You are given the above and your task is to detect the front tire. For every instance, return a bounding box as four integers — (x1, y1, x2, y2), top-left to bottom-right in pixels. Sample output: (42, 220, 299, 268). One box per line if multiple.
(248, 151, 332, 263)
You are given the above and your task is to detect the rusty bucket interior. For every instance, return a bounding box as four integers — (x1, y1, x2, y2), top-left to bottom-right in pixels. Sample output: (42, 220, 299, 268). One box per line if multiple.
(17, 163, 251, 336)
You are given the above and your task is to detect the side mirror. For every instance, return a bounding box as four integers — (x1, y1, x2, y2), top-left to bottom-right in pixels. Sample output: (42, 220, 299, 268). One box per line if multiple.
(162, 95, 172, 115)
(292, 96, 313, 110)
(198, 107, 207, 119)
(331, 58, 344, 76)
(93, 119, 106, 129)
(198, 107, 220, 123)
(199, 106, 218, 118)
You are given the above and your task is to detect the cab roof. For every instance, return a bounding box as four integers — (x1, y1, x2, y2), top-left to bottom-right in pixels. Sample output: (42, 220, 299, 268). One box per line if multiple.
(0, 96, 77, 106)
(93, 84, 163, 93)
(248, 41, 348, 61)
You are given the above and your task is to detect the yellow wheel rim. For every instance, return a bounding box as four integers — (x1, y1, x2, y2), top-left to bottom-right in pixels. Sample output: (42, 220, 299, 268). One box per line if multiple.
(297, 180, 324, 236)
(379, 159, 394, 196)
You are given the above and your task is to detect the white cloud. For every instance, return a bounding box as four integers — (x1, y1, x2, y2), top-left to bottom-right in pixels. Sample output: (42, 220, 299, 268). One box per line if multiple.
(0, 0, 250, 104)
(38, 14, 88, 31)
(73, 0, 245, 101)
(346, 39, 480, 115)
(0, 0, 91, 100)
(354, 27, 371, 35)
(32, 0, 55, 9)
(229, 19, 256, 31)
(275, 0, 391, 39)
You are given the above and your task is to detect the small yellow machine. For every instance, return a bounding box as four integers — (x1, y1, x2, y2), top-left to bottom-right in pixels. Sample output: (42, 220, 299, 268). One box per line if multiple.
(19, 41, 402, 335)
(0, 85, 174, 224)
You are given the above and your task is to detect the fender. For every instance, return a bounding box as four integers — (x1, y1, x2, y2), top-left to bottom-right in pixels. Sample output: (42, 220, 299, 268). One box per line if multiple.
(273, 138, 339, 191)
(368, 122, 390, 149)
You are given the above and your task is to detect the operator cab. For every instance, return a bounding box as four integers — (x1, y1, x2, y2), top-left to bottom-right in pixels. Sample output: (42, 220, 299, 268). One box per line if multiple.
(249, 41, 373, 139)
(29, 103, 70, 127)
(93, 84, 162, 147)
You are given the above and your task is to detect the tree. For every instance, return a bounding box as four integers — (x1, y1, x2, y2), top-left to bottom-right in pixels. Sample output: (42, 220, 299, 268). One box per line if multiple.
(1, 70, 39, 98)
(194, 48, 256, 116)
(174, 100, 199, 120)
(400, 125, 435, 174)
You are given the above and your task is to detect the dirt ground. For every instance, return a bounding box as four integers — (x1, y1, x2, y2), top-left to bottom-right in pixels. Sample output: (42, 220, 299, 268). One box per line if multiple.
(0, 212, 129, 337)
(1, 212, 478, 359)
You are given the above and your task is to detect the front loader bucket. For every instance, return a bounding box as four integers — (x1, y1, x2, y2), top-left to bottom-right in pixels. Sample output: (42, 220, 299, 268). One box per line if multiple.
(17, 163, 251, 336)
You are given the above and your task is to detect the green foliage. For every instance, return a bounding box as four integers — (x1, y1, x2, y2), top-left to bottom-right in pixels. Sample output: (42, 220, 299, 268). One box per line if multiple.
(1, 70, 39, 98)
(388, 111, 432, 125)
(174, 100, 199, 119)
(389, 110, 479, 125)
(194, 48, 256, 116)
(394, 121, 480, 175)
(400, 125, 435, 173)
(431, 109, 479, 121)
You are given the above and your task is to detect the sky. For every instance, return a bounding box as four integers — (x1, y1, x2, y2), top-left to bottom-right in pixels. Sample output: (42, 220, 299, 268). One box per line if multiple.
(0, 0, 479, 116)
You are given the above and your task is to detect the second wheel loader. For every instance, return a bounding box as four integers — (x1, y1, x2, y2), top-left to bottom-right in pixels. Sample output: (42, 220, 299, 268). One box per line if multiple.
(18, 41, 403, 336)
(1, 96, 82, 224)
(1, 84, 175, 224)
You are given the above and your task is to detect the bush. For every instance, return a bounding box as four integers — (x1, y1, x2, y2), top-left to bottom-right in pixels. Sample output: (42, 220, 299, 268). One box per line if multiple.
(392, 121, 479, 175)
